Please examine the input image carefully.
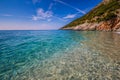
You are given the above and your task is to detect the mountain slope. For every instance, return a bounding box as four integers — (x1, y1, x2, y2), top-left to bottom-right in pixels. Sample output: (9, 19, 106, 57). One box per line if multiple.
(61, 0, 120, 31)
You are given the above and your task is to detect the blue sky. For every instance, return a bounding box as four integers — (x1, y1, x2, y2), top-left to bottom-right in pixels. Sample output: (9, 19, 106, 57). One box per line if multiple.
(0, 0, 102, 30)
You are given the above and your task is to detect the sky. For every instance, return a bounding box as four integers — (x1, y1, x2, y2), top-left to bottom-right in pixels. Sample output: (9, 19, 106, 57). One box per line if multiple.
(0, 0, 102, 30)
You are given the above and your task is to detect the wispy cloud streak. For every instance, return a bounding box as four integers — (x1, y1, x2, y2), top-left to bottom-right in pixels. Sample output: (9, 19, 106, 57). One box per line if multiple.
(53, 16, 67, 22)
(48, 3, 54, 10)
(32, 0, 41, 4)
(63, 14, 76, 19)
(54, 0, 86, 14)
(0, 14, 13, 17)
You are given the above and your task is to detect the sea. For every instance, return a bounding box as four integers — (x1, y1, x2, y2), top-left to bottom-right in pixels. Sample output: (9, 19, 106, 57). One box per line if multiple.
(0, 30, 120, 80)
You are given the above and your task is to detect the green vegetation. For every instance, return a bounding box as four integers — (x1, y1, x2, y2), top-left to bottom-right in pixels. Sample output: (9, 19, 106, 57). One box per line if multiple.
(103, 13, 117, 21)
(62, 0, 120, 28)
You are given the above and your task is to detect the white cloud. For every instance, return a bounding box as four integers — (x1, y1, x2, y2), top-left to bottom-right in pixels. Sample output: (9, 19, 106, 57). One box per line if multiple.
(32, 15, 38, 20)
(32, 8, 67, 22)
(54, 0, 86, 14)
(37, 8, 53, 18)
(63, 14, 76, 19)
(32, 8, 53, 21)
(47, 19, 52, 22)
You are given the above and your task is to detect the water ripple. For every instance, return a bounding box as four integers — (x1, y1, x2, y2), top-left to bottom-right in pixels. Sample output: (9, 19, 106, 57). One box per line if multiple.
(0, 30, 120, 80)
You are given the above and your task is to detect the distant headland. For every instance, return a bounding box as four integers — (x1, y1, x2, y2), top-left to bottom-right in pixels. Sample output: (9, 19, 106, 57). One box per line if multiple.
(61, 0, 120, 31)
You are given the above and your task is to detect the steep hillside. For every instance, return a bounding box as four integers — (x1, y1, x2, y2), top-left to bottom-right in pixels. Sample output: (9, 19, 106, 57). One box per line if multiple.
(61, 0, 120, 31)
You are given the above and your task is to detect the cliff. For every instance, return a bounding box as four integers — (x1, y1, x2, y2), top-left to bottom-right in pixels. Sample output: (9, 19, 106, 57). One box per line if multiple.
(61, 0, 120, 31)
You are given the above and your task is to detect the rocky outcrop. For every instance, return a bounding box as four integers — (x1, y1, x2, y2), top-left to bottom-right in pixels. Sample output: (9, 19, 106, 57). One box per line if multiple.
(96, 17, 120, 31)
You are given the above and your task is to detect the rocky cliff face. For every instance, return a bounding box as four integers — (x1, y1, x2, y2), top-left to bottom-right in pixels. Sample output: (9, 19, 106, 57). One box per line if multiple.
(72, 17, 120, 31)
(96, 17, 120, 31)
(61, 0, 120, 31)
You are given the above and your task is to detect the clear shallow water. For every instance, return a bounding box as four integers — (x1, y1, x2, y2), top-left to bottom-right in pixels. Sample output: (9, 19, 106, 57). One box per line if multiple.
(0, 30, 120, 80)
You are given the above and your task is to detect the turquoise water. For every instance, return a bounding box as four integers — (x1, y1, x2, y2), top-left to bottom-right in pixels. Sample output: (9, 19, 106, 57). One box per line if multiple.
(0, 30, 120, 80)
